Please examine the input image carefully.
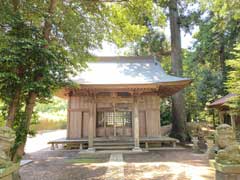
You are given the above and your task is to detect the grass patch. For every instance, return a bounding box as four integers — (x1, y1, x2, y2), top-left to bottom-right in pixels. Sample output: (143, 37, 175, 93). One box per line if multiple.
(67, 155, 109, 164)
(68, 158, 104, 164)
(30, 119, 67, 132)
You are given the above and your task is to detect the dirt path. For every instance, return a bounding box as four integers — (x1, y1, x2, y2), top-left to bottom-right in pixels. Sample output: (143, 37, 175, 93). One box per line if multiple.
(105, 153, 124, 180)
(25, 129, 66, 153)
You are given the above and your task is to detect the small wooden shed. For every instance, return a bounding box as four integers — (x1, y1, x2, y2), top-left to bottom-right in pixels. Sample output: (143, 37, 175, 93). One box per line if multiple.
(56, 56, 191, 150)
(208, 93, 240, 141)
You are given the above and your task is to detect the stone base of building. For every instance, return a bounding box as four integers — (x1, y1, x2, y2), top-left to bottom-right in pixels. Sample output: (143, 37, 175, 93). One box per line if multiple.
(86, 147, 96, 152)
(132, 147, 142, 152)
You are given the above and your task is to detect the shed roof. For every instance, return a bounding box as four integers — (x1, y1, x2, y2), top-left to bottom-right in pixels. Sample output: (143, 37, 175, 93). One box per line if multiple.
(208, 93, 237, 108)
(71, 56, 191, 85)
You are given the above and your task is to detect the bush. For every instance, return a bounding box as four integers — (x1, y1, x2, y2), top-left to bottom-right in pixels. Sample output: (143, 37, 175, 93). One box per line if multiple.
(161, 98, 172, 126)
(30, 119, 67, 132)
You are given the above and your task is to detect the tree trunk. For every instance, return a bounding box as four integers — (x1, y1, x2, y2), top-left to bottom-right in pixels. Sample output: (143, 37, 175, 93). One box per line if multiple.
(13, 92, 37, 162)
(6, 88, 21, 128)
(169, 0, 188, 142)
(219, 42, 226, 94)
(219, 44, 225, 74)
(5, 0, 21, 128)
(12, 0, 20, 11)
(43, 0, 57, 41)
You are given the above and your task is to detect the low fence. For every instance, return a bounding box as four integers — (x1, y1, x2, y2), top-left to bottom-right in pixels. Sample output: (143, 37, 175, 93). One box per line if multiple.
(160, 124, 172, 136)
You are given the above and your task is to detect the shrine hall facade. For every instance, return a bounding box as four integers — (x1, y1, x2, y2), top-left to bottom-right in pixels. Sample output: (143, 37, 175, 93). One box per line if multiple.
(56, 56, 191, 151)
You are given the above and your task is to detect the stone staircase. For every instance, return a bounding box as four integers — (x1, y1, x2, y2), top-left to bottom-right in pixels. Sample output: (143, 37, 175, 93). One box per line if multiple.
(93, 140, 134, 150)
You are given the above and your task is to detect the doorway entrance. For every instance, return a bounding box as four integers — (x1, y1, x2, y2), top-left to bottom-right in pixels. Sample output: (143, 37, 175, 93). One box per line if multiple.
(96, 111, 132, 137)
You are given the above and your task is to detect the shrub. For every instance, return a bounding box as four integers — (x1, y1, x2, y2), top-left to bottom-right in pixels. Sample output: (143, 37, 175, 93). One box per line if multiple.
(30, 119, 67, 132)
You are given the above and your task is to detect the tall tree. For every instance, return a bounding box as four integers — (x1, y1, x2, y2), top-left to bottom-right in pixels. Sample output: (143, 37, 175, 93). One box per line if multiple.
(226, 43, 240, 109)
(128, 0, 200, 140)
(14, 0, 57, 160)
(168, 0, 188, 141)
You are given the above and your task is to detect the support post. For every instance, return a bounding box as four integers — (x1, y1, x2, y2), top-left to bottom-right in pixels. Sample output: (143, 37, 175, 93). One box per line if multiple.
(51, 143, 55, 150)
(79, 143, 83, 150)
(132, 96, 142, 152)
(219, 111, 225, 124)
(87, 97, 95, 152)
(230, 113, 236, 134)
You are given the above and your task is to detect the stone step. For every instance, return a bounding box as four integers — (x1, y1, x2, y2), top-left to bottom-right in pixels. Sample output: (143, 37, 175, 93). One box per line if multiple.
(95, 146, 134, 150)
(94, 142, 134, 146)
(94, 139, 133, 143)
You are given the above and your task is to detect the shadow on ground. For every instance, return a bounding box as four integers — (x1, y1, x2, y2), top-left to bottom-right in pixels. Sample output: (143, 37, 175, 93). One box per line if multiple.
(124, 149, 215, 180)
(20, 150, 110, 180)
(20, 148, 214, 180)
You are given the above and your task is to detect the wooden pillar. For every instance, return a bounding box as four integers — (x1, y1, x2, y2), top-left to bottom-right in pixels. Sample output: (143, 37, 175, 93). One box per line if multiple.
(219, 111, 225, 124)
(113, 102, 117, 137)
(133, 96, 142, 151)
(88, 97, 95, 152)
(93, 101, 96, 138)
(67, 94, 71, 139)
(230, 113, 236, 132)
(159, 98, 162, 136)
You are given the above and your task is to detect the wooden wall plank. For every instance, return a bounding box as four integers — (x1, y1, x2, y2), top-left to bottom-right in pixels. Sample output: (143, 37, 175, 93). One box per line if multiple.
(145, 95, 161, 137)
(67, 94, 162, 139)
(82, 111, 89, 138)
(139, 111, 146, 137)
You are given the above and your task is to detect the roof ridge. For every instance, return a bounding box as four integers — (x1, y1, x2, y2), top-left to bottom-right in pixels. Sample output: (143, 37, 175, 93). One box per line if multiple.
(95, 56, 154, 61)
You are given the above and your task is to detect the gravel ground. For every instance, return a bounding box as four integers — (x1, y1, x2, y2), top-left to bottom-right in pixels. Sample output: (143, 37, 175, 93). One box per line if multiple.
(20, 149, 214, 180)
(21, 130, 110, 180)
(20, 131, 215, 180)
(20, 150, 110, 180)
(124, 150, 215, 180)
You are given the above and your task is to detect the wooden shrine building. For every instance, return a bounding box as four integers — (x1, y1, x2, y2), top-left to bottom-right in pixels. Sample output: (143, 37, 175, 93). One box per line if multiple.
(208, 93, 240, 141)
(55, 56, 192, 151)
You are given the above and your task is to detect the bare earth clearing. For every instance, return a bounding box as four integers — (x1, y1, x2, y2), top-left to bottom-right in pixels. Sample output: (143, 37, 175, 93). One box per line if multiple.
(20, 130, 214, 180)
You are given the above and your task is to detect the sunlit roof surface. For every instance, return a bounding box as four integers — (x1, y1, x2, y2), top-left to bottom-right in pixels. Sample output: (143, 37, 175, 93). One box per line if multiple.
(71, 56, 191, 85)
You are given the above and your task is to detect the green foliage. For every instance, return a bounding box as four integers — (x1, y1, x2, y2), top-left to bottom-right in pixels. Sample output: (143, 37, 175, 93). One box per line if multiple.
(0, 101, 5, 126)
(0, 16, 74, 158)
(128, 0, 240, 125)
(0, 16, 73, 100)
(226, 43, 240, 109)
(160, 98, 172, 126)
(32, 97, 67, 132)
(0, 0, 161, 160)
(35, 97, 67, 117)
(182, 0, 240, 122)
(183, 50, 224, 120)
(200, 0, 240, 22)
(107, 0, 165, 47)
(30, 119, 67, 132)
